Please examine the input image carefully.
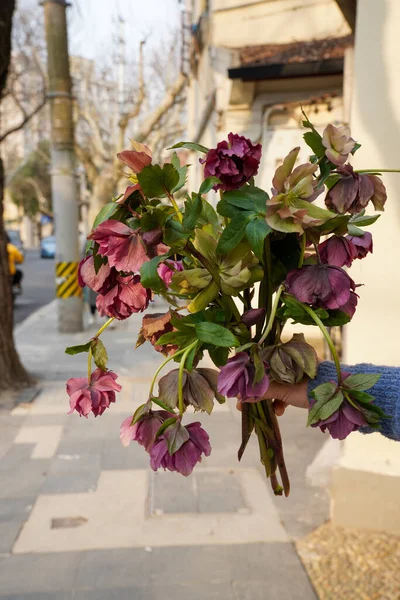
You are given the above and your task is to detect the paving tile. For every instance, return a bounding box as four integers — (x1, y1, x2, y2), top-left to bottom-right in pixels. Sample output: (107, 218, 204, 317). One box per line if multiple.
(73, 589, 146, 600)
(151, 470, 197, 514)
(233, 579, 317, 600)
(196, 471, 245, 513)
(0, 445, 34, 470)
(74, 583, 234, 600)
(100, 439, 150, 470)
(75, 548, 153, 590)
(0, 461, 50, 499)
(56, 438, 103, 457)
(0, 593, 72, 600)
(41, 471, 100, 494)
(0, 553, 79, 594)
(0, 498, 34, 553)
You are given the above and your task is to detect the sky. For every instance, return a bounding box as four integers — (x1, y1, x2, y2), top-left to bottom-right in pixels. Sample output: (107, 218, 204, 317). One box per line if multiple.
(19, 0, 182, 60)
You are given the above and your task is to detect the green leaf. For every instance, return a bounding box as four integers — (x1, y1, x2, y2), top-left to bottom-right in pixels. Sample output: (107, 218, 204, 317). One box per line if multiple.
(252, 349, 266, 384)
(216, 198, 242, 219)
(198, 199, 220, 231)
(185, 343, 200, 371)
(350, 213, 380, 227)
(169, 141, 209, 153)
(343, 373, 381, 391)
(208, 346, 229, 368)
(139, 255, 167, 293)
(348, 390, 375, 404)
(322, 310, 351, 327)
(308, 387, 343, 426)
(92, 201, 118, 229)
(216, 217, 249, 254)
(131, 402, 151, 426)
(163, 420, 190, 455)
(137, 164, 180, 198)
(187, 281, 219, 313)
(347, 224, 365, 237)
(223, 186, 269, 214)
(156, 417, 179, 439)
(351, 142, 361, 155)
(91, 339, 108, 371)
(199, 177, 220, 194)
(65, 342, 91, 356)
(304, 131, 326, 158)
(163, 217, 190, 248)
(195, 322, 239, 347)
(245, 218, 271, 260)
(238, 403, 255, 461)
(319, 215, 350, 235)
(182, 193, 202, 230)
(171, 152, 188, 193)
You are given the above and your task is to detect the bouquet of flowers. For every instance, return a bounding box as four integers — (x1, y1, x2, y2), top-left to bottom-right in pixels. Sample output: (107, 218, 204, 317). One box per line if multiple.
(66, 112, 391, 496)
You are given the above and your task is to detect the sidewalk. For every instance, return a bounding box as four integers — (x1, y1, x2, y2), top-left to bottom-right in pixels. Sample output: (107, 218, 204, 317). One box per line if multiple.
(0, 301, 330, 598)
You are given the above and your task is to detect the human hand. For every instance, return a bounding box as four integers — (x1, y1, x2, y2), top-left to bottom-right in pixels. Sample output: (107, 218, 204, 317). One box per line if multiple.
(236, 379, 309, 416)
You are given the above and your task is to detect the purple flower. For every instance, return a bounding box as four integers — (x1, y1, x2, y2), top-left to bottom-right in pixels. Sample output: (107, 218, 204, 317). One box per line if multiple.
(322, 124, 356, 166)
(78, 256, 113, 294)
(318, 235, 358, 268)
(88, 219, 149, 273)
(341, 291, 358, 317)
(96, 274, 151, 320)
(217, 352, 269, 401)
(241, 308, 266, 327)
(311, 400, 366, 440)
(120, 410, 173, 451)
(200, 133, 262, 191)
(66, 369, 121, 418)
(346, 231, 373, 259)
(285, 265, 356, 312)
(157, 260, 184, 287)
(325, 165, 387, 214)
(150, 422, 211, 476)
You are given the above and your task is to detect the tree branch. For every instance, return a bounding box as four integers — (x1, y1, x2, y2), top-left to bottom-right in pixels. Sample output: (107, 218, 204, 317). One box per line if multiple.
(0, 96, 46, 143)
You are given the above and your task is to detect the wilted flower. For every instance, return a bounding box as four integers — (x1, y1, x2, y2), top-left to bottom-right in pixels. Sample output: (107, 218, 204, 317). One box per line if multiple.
(261, 333, 318, 385)
(142, 228, 164, 248)
(88, 219, 149, 273)
(318, 235, 357, 268)
(285, 264, 356, 312)
(217, 352, 269, 401)
(322, 124, 356, 166)
(200, 132, 261, 191)
(346, 231, 373, 259)
(157, 260, 184, 287)
(158, 368, 223, 414)
(96, 274, 151, 320)
(78, 256, 113, 293)
(341, 291, 359, 318)
(325, 165, 387, 214)
(150, 421, 211, 476)
(241, 308, 266, 327)
(117, 141, 152, 174)
(67, 369, 121, 418)
(311, 400, 366, 440)
(120, 410, 173, 451)
(136, 311, 178, 355)
(266, 147, 333, 233)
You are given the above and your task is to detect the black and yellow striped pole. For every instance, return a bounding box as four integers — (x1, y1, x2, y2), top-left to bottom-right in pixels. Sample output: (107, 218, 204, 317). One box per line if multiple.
(43, 0, 83, 332)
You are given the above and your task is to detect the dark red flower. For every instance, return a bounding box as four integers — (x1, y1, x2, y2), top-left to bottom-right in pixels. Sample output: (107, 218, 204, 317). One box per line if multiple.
(200, 133, 262, 191)
(78, 256, 113, 294)
(346, 231, 373, 259)
(325, 165, 387, 214)
(318, 235, 358, 268)
(88, 220, 149, 273)
(285, 265, 356, 312)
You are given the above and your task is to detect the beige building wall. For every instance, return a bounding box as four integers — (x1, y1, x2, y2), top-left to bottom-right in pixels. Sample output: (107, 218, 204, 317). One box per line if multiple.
(332, 0, 400, 534)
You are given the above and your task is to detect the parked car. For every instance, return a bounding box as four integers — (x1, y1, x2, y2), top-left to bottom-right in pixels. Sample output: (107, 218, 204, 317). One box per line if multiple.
(6, 229, 25, 256)
(40, 236, 56, 258)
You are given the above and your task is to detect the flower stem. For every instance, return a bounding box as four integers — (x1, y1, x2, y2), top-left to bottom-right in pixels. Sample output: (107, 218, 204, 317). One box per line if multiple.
(87, 346, 92, 382)
(148, 347, 188, 399)
(298, 233, 306, 268)
(258, 285, 284, 347)
(151, 397, 176, 412)
(290, 298, 342, 382)
(355, 169, 400, 173)
(177, 342, 197, 415)
(166, 191, 183, 223)
(93, 317, 115, 339)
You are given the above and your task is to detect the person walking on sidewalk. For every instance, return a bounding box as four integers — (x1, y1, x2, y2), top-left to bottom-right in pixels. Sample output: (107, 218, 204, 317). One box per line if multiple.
(6, 234, 24, 292)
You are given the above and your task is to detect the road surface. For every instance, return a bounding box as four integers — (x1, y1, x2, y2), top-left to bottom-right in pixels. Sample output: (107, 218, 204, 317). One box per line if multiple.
(13, 249, 56, 325)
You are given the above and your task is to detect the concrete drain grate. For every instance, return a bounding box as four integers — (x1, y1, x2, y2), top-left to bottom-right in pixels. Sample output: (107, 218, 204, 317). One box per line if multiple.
(51, 516, 88, 529)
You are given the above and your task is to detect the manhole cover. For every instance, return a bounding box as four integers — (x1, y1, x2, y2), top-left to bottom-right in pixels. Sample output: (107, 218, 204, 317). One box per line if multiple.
(51, 516, 88, 529)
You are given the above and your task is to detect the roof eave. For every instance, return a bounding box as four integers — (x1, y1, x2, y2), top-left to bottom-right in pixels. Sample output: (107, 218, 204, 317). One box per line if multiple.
(228, 58, 344, 82)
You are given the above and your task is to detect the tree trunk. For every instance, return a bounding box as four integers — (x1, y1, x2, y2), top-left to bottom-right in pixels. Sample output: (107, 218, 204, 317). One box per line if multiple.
(88, 168, 115, 226)
(0, 0, 31, 388)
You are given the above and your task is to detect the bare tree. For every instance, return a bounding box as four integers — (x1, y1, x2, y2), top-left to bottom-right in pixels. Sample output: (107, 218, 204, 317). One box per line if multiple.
(0, 0, 32, 390)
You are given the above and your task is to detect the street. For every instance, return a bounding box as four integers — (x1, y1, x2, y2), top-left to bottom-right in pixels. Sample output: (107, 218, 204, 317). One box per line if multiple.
(13, 249, 55, 326)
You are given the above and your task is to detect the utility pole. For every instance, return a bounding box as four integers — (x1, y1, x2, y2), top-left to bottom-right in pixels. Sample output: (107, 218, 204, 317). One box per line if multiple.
(42, 0, 83, 333)
(117, 15, 126, 144)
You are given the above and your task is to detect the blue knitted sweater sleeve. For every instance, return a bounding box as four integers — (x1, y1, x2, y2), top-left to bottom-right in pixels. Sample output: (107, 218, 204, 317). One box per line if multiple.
(308, 361, 400, 441)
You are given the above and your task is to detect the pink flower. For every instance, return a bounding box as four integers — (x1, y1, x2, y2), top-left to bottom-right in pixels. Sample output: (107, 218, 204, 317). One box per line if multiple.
(346, 231, 373, 259)
(200, 133, 262, 191)
(217, 352, 269, 401)
(96, 274, 151, 320)
(117, 142, 152, 174)
(120, 410, 173, 451)
(88, 220, 149, 273)
(318, 235, 358, 268)
(66, 369, 121, 418)
(157, 260, 184, 287)
(78, 256, 113, 293)
(322, 124, 356, 166)
(116, 184, 141, 205)
(149, 422, 211, 476)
